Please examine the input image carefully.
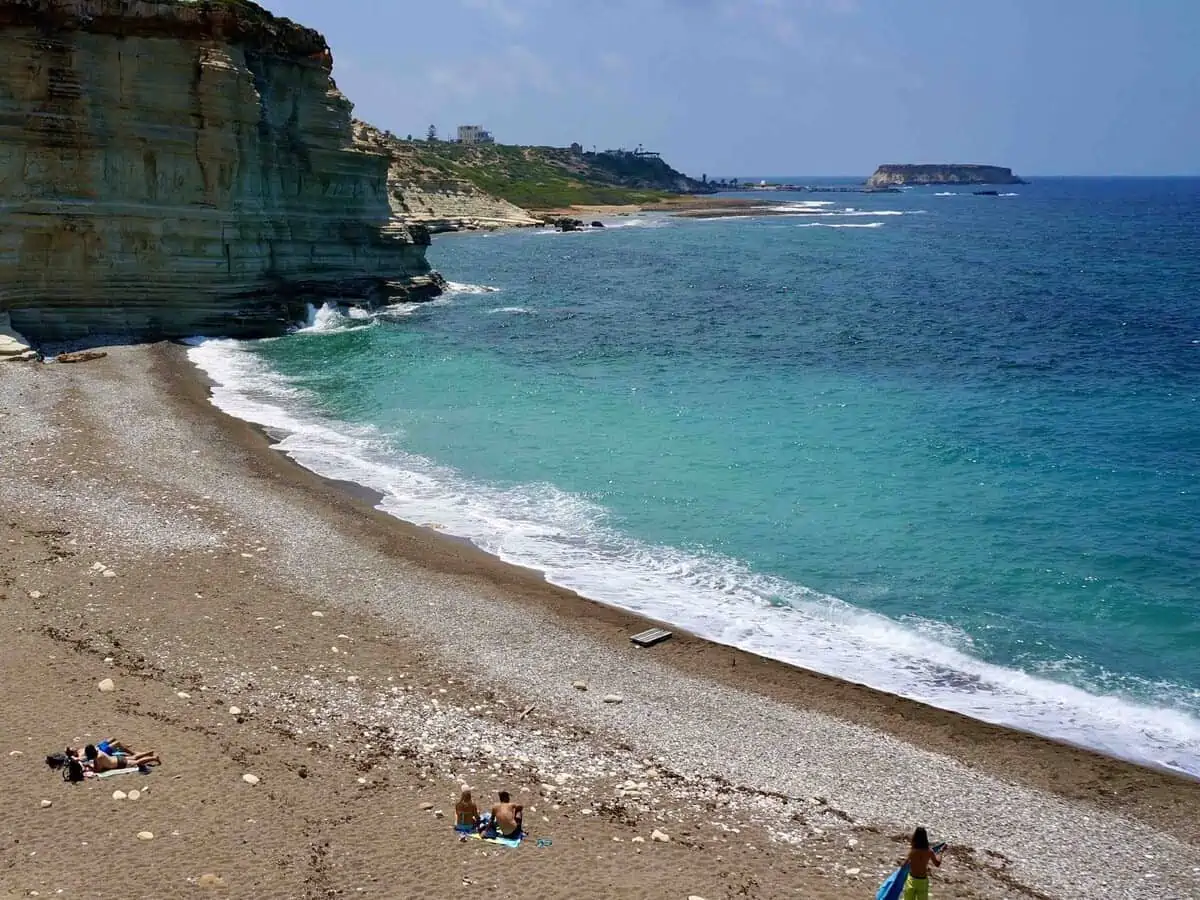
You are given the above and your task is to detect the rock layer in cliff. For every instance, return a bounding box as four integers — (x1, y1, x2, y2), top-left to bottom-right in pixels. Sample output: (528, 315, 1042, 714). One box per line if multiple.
(0, 0, 442, 342)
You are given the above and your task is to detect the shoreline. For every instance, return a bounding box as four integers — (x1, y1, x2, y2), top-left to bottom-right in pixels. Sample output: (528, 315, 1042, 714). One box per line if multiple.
(163, 344, 1200, 825)
(185, 337, 1200, 788)
(2, 344, 1198, 899)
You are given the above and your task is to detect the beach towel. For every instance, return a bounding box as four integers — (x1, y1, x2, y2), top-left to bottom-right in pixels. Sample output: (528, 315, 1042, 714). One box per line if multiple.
(95, 766, 149, 778)
(877, 863, 909, 900)
(458, 814, 524, 848)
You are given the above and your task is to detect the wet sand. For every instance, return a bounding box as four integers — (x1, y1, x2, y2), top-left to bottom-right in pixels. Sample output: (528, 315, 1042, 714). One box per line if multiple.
(1, 344, 1197, 899)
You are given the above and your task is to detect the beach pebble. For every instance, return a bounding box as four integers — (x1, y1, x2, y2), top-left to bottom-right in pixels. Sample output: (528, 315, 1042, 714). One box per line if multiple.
(572, 680, 588, 691)
(198, 874, 226, 889)
(228, 706, 241, 716)
(9, 750, 23, 757)
(651, 829, 671, 843)
(137, 831, 154, 841)
(241, 774, 260, 786)
(602, 694, 624, 704)
(310, 611, 324, 618)
(97, 678, 115, 693)
(102, 569, 117, 578)
(420, 802, 434, 810)
(631, 836, 645, 844)
(176, 691, 191, 699)
(28, 590, 42, 599)
(434, 809, 445, 819)
(356, 778, 367, 785)
(127, 789, 141, 801)
(112, 790, 127, 801)
(347, 676, 359, 684)
(846, 868, 861, 876)
(39, 799, 52, 808)
(91, 562, 106, 571)
(689, 896, 710, 900)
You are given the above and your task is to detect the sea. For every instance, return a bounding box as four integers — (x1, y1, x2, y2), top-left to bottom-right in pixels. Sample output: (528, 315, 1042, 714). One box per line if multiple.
(188, 177, 1200, 777)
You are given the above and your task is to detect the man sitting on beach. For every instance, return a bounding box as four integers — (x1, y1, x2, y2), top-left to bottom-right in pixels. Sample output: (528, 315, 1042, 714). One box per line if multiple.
(490, 791, 523, 838)
(84, 744, 161, 772)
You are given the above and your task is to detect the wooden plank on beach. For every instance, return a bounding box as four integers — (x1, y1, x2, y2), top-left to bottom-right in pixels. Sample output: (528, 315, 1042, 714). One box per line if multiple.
(630, 627, 672, 648)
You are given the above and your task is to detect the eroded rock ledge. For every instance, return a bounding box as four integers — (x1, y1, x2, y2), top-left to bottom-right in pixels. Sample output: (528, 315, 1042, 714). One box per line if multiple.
(0, 0, 443, 342)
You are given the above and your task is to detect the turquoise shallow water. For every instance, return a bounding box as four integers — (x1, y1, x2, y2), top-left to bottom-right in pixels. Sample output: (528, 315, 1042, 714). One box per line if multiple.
(189, 178, 1200, 774)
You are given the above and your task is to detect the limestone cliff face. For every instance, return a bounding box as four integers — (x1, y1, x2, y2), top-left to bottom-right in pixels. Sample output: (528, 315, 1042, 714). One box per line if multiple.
(0, 0, 442, 342)
(866, 164, 1026, 188)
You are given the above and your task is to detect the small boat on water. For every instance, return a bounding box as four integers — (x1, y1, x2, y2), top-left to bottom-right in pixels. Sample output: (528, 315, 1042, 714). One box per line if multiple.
(973, 189, 1000, 196)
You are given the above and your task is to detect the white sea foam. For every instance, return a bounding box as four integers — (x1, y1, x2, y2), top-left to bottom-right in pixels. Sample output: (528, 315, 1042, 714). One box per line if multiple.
(186, 337, 1200, 777)
(934, 192, 959, 196)
(487, 307, 533, 315)
(999, 192, 1019, 197)
(294, 302, 374, 335)
(797, 222, 886, 229)
(444, 281, 500, 294)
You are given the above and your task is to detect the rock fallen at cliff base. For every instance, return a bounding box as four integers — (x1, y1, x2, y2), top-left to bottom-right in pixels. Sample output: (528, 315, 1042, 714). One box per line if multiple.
(55, 350, 108, 364)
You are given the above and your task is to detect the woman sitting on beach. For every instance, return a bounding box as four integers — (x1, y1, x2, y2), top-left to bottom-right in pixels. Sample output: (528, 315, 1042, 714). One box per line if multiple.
(455, 790, 480, 832)
(84, 744, 160, 772)
(902, 826, 943, 900)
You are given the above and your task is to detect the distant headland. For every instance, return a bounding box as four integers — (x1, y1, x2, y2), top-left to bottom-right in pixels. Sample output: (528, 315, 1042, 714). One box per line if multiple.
(866, 164, 1027, 188)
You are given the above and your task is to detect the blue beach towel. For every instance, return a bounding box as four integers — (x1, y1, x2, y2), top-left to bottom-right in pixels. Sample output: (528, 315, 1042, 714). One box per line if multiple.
(876, 863, 909, 900)
(458, 814, 524, 848)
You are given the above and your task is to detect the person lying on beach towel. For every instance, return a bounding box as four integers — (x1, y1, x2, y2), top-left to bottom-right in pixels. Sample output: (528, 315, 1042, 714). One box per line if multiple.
(84, 744, 160, 772)
(95, 738, 133, 756)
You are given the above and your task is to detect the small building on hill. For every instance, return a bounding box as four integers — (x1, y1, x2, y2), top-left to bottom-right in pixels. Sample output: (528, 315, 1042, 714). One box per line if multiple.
(457, 125, 494, 145)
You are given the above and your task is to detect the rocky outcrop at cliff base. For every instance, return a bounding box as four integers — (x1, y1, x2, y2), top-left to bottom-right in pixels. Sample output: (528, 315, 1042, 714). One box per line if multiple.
(866, 164, 1026, 188)
(0, 0, 443, 343)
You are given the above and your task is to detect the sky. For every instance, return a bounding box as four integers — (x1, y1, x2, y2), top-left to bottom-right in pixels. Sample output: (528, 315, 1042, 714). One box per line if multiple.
(265, 0, 1200, 177)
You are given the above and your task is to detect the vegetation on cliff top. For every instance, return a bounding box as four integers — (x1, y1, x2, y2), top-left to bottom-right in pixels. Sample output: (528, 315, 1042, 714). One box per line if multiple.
(355, 124, 711, 210)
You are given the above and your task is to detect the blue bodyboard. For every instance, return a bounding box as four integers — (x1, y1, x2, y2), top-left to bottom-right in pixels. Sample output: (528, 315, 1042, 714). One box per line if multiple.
(876, 863, 909, 900)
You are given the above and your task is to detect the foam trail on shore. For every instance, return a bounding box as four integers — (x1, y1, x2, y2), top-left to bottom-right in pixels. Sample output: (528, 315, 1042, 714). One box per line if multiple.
(186, 337, 1200, 777)
(797, 222, 886, 229)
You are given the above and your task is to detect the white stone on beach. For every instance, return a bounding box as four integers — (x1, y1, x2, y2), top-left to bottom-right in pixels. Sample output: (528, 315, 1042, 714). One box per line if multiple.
(651, 830, 670, 843)
(91, 562, 106, 571)
(572, 680, 588, 691)
(846, 868, 861, 876)
(9, 750, 23, 757)
(241, 774, 260, 785)
(347, 676, 359, 684)
(602, 694, 624, 704)
(127, 789, 141, 801)
(102, 569, 117, 577)
(198, 874, 226, 889)
(112, 790, 127, 800)
(39, 799, 52, 808)
(28, 590, 42, 599)
(176, 691, 191, 699)
(228, 706, 242, 716)
(136, 831, 154, 841)
(434, 809, 444, 818)
(630, 836, 645, 844)
(689, 896, 710, 900)
(311, 611, 324, 617)
(97, 678, 115, 693)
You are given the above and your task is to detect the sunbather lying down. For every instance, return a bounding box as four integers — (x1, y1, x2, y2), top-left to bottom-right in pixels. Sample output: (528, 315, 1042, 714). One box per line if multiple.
(84, 744, 160, 772)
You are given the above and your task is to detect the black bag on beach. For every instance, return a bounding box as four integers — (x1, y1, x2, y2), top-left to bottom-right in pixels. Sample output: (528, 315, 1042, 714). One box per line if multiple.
(63, 758, 84, 783)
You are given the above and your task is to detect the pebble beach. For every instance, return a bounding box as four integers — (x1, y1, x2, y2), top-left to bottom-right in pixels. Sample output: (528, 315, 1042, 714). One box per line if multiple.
(1, 344, 1198, 899)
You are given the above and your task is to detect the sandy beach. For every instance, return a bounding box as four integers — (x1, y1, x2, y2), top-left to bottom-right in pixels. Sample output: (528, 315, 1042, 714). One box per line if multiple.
(2, 344, 1198, 899)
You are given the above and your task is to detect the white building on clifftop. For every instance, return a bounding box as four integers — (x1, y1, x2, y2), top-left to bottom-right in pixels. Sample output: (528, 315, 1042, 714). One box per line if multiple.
(457, 125, 494, 145)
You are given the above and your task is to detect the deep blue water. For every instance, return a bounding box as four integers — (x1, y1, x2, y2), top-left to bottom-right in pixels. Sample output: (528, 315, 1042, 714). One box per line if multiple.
(190, 178, 1200, 774)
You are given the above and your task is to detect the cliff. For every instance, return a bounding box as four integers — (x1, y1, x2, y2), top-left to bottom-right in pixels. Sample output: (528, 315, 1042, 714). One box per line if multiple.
(354, 121, 540, 232)
(866, 164, 1026, 188)
(0, 0, 442, 344)
(361, 128, 713, 212)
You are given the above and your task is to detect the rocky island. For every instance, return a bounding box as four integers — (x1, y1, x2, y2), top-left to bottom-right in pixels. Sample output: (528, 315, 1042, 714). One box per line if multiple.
(0, 0, 443, 344)
(866, 164, 1027, 188)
